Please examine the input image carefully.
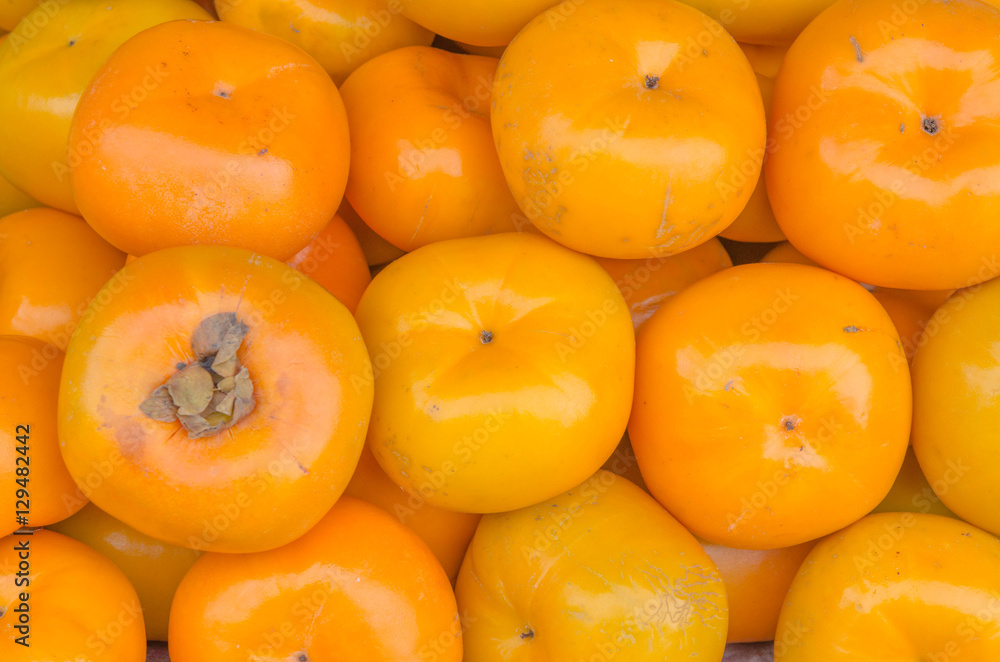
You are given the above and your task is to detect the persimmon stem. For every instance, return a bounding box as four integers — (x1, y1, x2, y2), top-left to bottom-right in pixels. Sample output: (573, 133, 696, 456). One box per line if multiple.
(139, 313, 255, 438)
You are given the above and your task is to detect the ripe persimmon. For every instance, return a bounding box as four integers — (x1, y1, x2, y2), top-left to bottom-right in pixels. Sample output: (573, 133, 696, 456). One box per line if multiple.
(69, 19, 350, 261)
(398, 0, 558, 47)
(630, 263, 911, 548)
(767, 0, 1000, 289)
(341, 46, 521, 252)
(593, 237, 732, 330)
(0, 0, 211, 212)
(216, 0, 433, 85)
(355, 232, 634, 513)
(457, 470, 728, 660)
(0, 208, 125, 349)
(169, 496, 461, 662)
(776, 513, 1000, 660)
(58, 246, 373, 553)
(493, 0, 765, 259)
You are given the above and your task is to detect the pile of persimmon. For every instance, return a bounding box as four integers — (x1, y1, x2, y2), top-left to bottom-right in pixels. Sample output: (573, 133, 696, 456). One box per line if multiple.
(1, 0, 999, 661)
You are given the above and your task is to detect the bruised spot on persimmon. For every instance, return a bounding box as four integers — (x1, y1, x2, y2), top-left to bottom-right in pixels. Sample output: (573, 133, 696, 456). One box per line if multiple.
(921, 115, 940, 136)
(139, 312, 255, 438)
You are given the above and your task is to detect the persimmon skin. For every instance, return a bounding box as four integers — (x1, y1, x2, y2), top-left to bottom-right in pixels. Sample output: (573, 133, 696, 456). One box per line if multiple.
(630, 263, 911, 549)
(0, 337, 83, 533)
(492, 0, 766, 259)
(912, 275, 1000, 536)
(0, 0, 39, 31)
(767, 0, 1000, 289)
(870, 446, 958, 520)
(356, 232, 635, 514)
(69, 19, 350, 261)
(775, 513, 1000, 661)
(0, 171, 37, 218)
(343, 446, 480, 581)
(169, 496, 461, 662)
(48, 502, 201, 641)
(58, 246, 373, 553)
(0, 529, 146, 662)
(701, 539, 815, 643)
(593, 237, 732, 330)
(0, 0, 211, 213)
(718, 43, 787, 243)
(0, 208, 126, 349)
(286, 214, 371, 314)
(216, 0, 434, 85)
(338, 198, 405, 266)
(682, 0, 835, 45)
(342, 46, 521, 252)
(398, 0, 559, 47)
(457, 471, 728, 661)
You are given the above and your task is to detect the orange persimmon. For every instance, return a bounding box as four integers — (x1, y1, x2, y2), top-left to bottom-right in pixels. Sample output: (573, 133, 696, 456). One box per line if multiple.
(593, 237, 732, 330)
(341, 46, 521, 252)
(630, 263, 911, 549)
(492, 0, 765, 258)
(0, 529, 146, 661)
(1, 337, 84, 533)
(701, 539, 815, 643)
(398, 0, 558, 47)
(767, 0, 1000, 289)
(215, 0, 434, 85)
(355, 233, 635, 513)
(286, 214, 371, 314)
(338, 198, 405, 266)
(0, 208, 125, 349)
(58, 246, 373, 553)
(169, 496, 461, 662)
(69, 19, 350, 261)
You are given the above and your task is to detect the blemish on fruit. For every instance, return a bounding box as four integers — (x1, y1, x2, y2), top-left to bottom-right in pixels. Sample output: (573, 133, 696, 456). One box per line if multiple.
(480, 330, 494, 344)
(921, 115, 941, 135)
(900, 123, 905, 133)
(844, 325, 860, 333)
(849, 36, 864, 62)
(644, 74, 659, 90)
(520, 626, 535, 640)
(213, 82, 235, 99)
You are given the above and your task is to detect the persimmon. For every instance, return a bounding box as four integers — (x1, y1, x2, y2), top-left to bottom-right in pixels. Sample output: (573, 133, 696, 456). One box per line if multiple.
(0, 208, 126, 349)
(718, 43, 787, 243)
(47, 503, 201, 641)
(58, 246, 373, 553)
(341, 46, 521, 252)
(593, 237, 732, 330)
(0, 172, 37, 218)
(398, 0, 558, 47)
(701, 539, 815, 643)
(338, 198, 405, 266)
(457, 470, 728, 660)
(493, 0, 765, 259)
(169, 496, 461, 662)
(286, 214, 371, 314)
(682, 0, 834, 46)
(357, 233, 634, 513)
(0, 529, 146, 661)
(216, 0, 433, 85)
(630, 263, 911, 549)
(0, 337, 83, 534)
(767, 0, 1000, 289)
(775, 513, 1000, 660)
(912, 275, 1000, 536)
(343, 446, 480, 581)
(871, 447, 957, 520)
(69, 19, 350, 261)
(0, 0, 211, 213)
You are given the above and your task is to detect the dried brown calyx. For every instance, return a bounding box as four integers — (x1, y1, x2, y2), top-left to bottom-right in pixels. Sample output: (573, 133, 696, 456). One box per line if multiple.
(140, 313, 255, 438)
